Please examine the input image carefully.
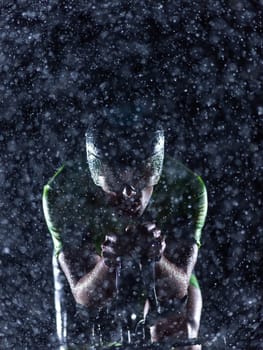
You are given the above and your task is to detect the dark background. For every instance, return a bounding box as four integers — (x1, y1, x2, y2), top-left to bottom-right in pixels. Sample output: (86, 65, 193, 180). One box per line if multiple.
(0, 1, 262, 349)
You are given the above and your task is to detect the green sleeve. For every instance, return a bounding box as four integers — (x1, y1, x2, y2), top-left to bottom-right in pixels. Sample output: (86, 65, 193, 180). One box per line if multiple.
(192, 176, 208, 247)
(173, 161, 208, 248)
(42, 166, 65, 257)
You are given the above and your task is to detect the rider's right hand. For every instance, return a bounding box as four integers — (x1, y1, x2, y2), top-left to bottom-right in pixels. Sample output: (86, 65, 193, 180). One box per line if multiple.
(101, 234, 122, 268)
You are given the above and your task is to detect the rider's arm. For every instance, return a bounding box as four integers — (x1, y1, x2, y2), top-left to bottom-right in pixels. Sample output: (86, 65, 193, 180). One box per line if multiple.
(151, 175, 207, 341)
(155, 239, 198, 300)
(58, 248, 116, 308)
(155, 174, 207, 300)
(43, 172, 117, 309)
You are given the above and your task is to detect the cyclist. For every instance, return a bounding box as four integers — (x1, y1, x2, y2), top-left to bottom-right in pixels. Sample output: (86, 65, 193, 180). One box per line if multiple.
(43, 107, 208, 349)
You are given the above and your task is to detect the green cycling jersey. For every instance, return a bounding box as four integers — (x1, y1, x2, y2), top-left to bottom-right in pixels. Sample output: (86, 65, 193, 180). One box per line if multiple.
(43, 155, 207, 266)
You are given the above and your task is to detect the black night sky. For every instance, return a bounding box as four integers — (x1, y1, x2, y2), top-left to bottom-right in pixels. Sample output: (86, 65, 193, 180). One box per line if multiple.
(0, 1, 262, 349)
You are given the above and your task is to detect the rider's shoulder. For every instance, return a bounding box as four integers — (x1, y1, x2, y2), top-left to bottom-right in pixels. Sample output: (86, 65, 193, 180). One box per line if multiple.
(45, 157, 92, 194)
(161, 156, 206, 194)
(162, 155, 197, 182)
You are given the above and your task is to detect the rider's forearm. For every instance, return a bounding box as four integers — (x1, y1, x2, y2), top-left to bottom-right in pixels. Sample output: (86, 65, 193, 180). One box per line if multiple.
(58, 252, 116, 308)
(73, 258, 116, 307)
(155, 255, 189, 300)
(155, 242, 198, 300)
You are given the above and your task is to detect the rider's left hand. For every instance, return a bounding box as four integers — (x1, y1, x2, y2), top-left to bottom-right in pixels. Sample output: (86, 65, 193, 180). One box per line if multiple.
(125, 222, 166, 262)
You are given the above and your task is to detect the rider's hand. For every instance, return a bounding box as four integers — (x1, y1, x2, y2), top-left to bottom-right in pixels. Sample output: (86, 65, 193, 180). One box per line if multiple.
(101, 234, 121, 268)
(125, 222, 166, 263)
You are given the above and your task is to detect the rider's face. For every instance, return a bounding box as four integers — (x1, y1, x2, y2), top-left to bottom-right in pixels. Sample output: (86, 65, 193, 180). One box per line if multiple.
(99, 166, 154, 217)
(87, 141, 164, 217)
